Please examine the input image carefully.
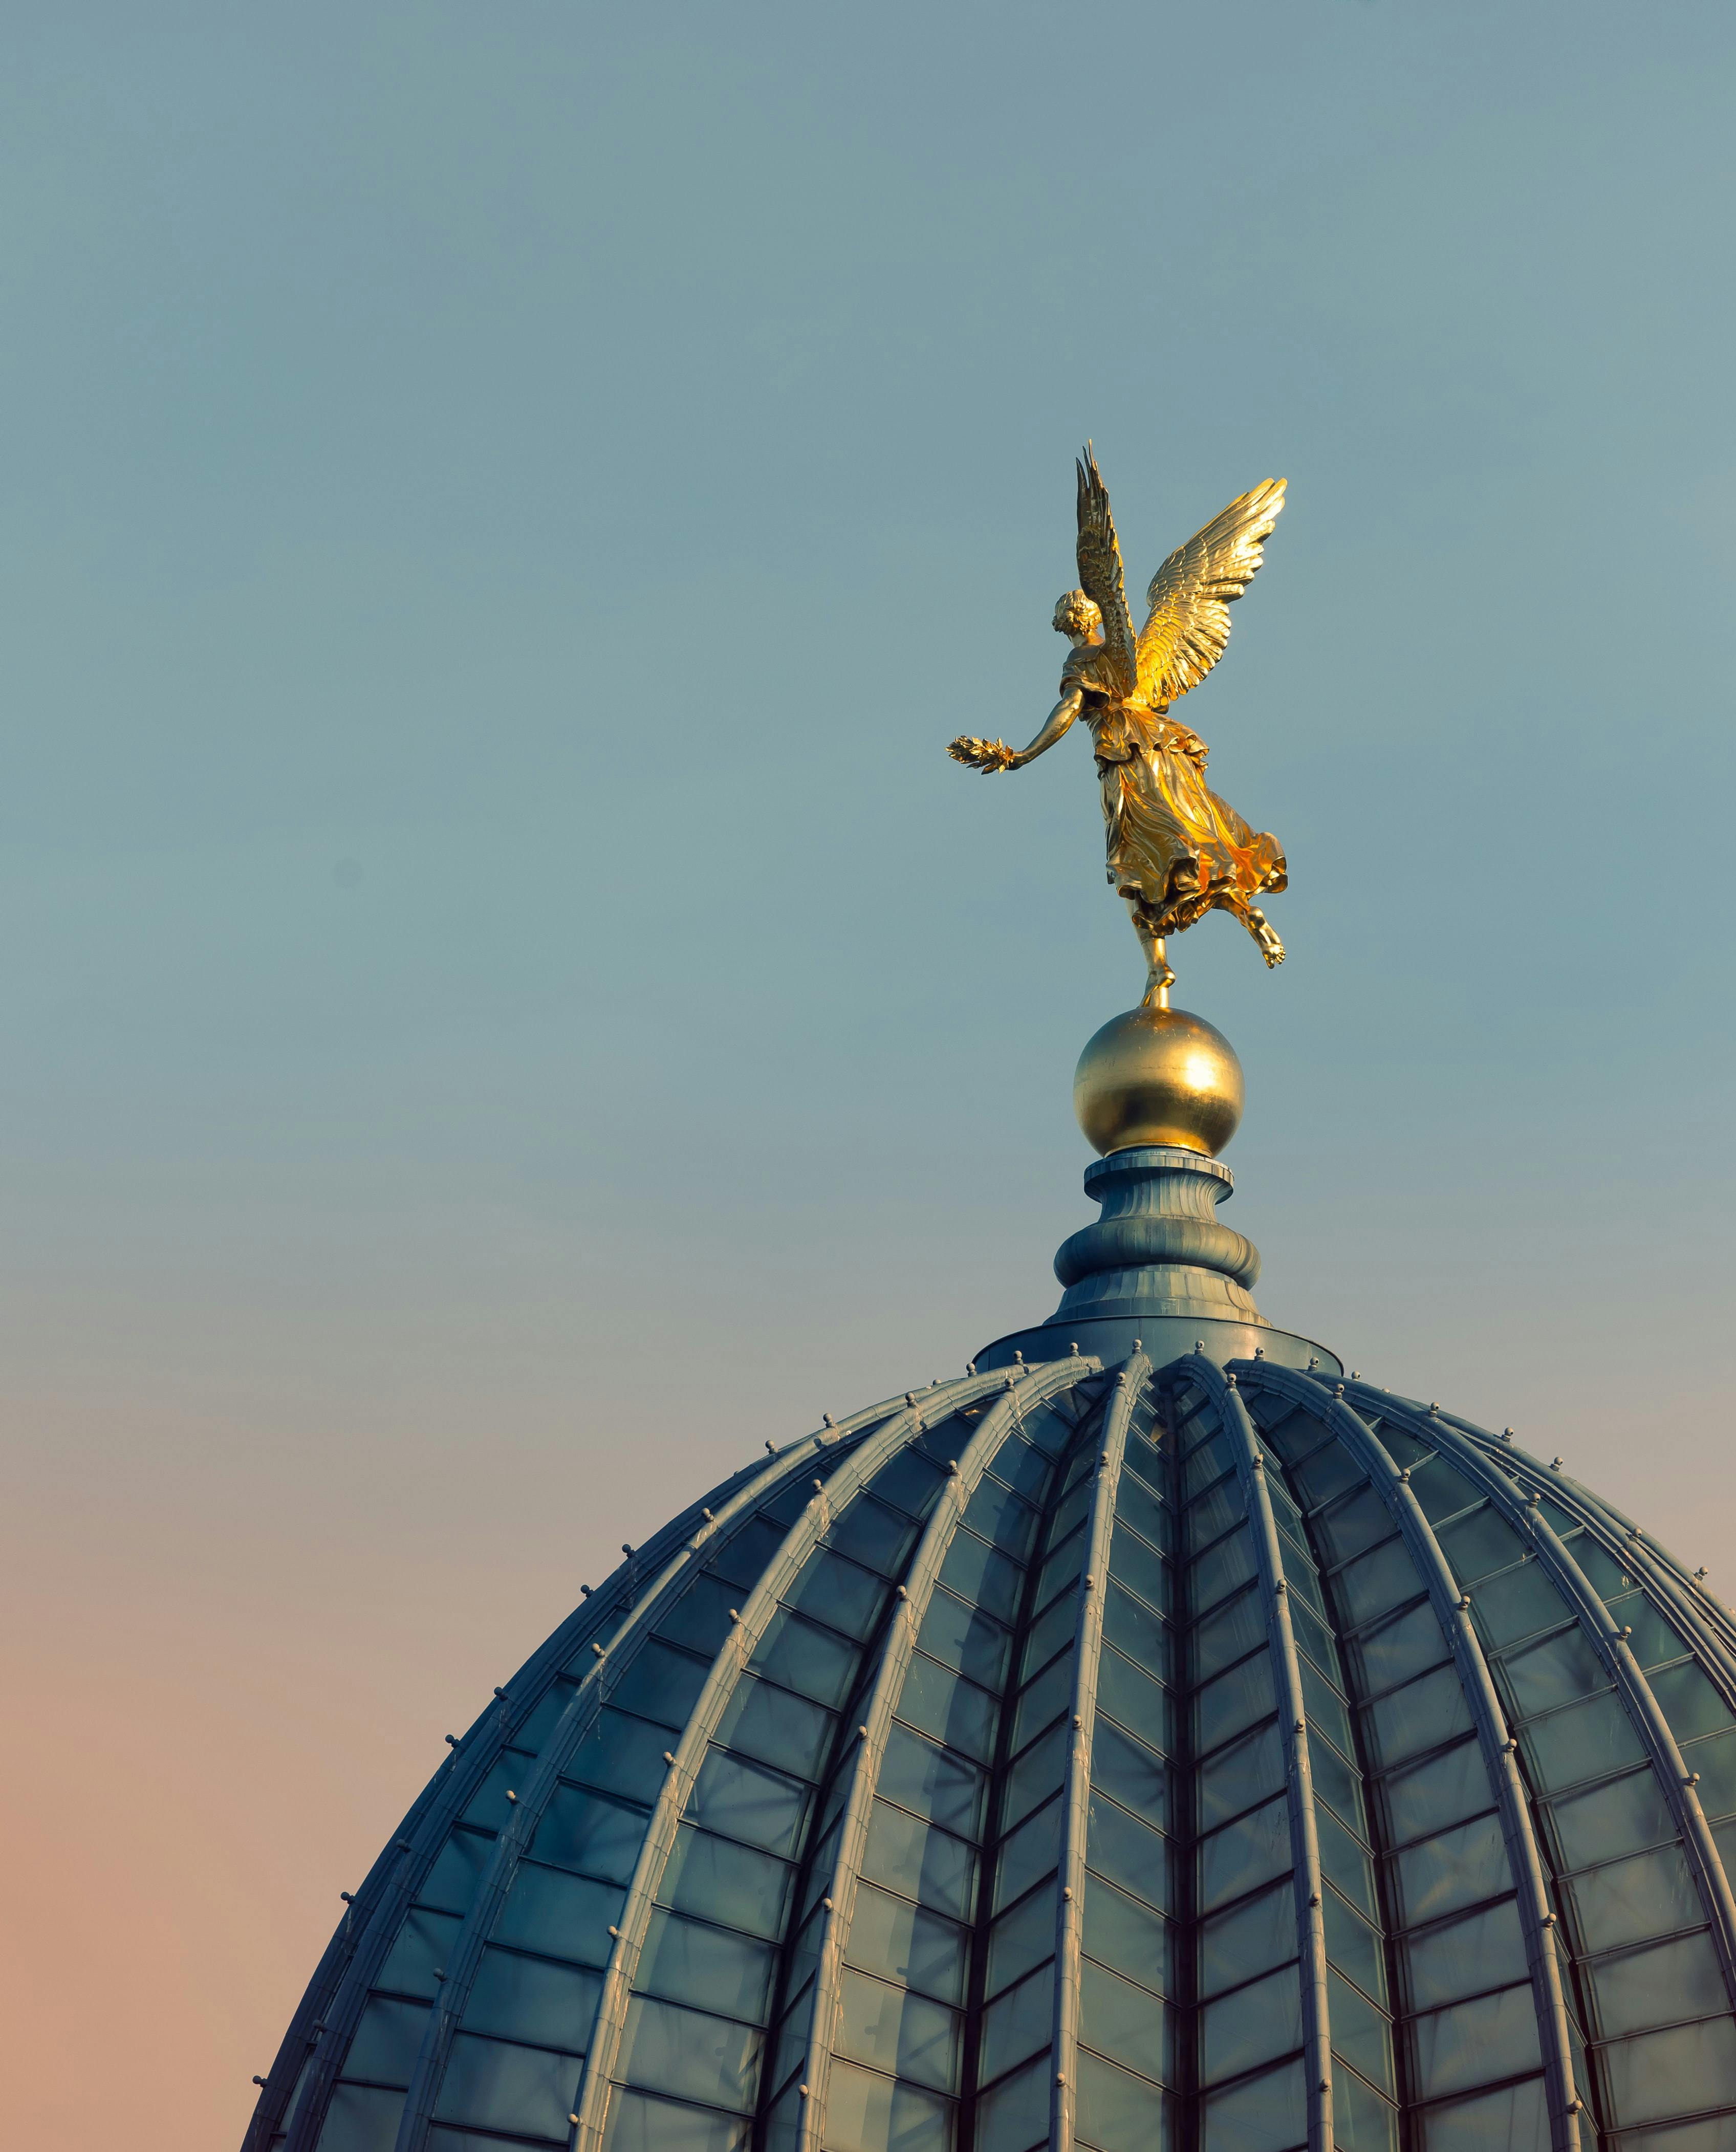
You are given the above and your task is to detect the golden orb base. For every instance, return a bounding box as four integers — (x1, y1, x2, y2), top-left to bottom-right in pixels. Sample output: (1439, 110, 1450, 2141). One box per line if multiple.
(1073, 1005, 1245, 1158)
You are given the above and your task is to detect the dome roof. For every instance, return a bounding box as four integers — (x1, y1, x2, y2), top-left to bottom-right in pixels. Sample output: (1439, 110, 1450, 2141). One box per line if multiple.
(243, 1145, 1736, 2152)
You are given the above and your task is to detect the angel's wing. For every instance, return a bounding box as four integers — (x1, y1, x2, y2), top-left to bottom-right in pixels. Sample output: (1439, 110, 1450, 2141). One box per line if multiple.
(1135, 479, 1286, 710)
(1075, 446, 1138, 699)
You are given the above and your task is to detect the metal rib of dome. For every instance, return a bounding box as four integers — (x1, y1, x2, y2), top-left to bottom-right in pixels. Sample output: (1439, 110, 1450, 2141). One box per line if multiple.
(244, 1146, 1736, 2152)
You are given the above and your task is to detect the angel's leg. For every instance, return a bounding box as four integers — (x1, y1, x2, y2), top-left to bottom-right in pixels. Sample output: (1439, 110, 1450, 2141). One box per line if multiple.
(1217, 892, 1285, 968)
(1123, 897, 1175, 1009)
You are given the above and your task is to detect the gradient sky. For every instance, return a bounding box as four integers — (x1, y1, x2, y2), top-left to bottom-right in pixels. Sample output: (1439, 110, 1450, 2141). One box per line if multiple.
(2, 6, 1733, 2144)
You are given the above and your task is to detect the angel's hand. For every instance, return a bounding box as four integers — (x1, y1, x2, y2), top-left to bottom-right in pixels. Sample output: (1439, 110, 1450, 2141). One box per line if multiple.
(947, 734, 1017, 773)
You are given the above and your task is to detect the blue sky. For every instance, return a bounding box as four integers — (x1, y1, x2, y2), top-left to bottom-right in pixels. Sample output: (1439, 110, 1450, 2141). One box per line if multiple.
(1, 7, 1732, 2139)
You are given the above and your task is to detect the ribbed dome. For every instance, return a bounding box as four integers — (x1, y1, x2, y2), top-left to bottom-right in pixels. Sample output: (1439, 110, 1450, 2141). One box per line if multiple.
(244, 1152, 1736, 2152)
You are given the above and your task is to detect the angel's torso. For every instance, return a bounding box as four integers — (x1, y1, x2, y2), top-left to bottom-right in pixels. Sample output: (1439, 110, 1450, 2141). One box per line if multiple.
(1061, 646, 1207, 773)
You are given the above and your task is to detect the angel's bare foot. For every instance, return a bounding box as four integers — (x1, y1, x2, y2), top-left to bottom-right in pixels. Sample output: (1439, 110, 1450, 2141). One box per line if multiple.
(1246, 907, 1285, 967)
(1141, 951, 1176, 1007)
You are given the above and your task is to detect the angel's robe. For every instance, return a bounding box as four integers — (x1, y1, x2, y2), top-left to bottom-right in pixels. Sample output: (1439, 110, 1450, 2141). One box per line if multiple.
(1061, 644, 1287, 938)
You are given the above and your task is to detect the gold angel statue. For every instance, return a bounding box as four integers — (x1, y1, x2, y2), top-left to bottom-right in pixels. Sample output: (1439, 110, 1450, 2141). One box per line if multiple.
(950, 449, 1288, 1006)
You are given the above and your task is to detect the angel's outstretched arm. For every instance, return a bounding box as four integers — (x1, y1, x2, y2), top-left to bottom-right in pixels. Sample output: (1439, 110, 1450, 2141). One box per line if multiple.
(948, 687, 1082, 773)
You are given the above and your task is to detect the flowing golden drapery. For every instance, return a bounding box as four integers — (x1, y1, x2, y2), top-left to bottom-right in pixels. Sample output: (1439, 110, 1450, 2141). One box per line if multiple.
(1067, 646, 1286, 937)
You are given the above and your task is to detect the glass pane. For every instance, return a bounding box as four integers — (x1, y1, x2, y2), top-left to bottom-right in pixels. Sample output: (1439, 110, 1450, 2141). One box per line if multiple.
(1499, 1624, 1608, 1720)
(1287, 1594, 1340, 1687)
(870, 1450, 949, 1525)
(1088, 1794, 1170, 1911)
(714, 1678, 837, 1783)
(923, 1586, 1013, 1691)
(618, 1994, 762, 2109)
(1601, 2017, 1736, 2129)
(1349, 1600, 1449, 1696)
(1322, 1884, 1386, 2008)
(836, 1968, 960, 2091)
(1194, 1587, 1267, 1685)
(1651, 1661, 1736, 1744)
(967, 1477, 1041, 1562)
(752, 1609, 857, 1706)
(1523, 1688, 1647, 1791)
(976, 2053, 1046, 2152)
(1075, 2050, 1170, 2146)
(1603, 1592, 1687, 1672)
(710, 1515, 790, 1593)
(1091, 1721, 1169, 1828)
(432, 2032, 584, 2135)
(1201, 2055, 1304, 2152)
(1096, 1646, 1171, 1753)
(1438, 1508, 1526, 1588)
(688, 1750, 809, 1856)
(980, 1960, 1056, 2082)
(418, 1828, 496, 1917)
(1332, 2064, 1399, 2152)
(1402, 1897, 1526, 2010)
(343, 1996, 427, 2088)
(1327, 1965, 1393, 2095)
(1308, 1733, 1364, 1840)
(1019, 1591, 1077, 1684)
(317, 2084, 406, 2149)
(1409, 1983, 1539, 2100)
(1565, 1841, 1703, 1953)
(493, 1862, 622, 1966)
(939, 1531, 1024, 1625)
(1416, 2075, 1545, 2151)
(464, 1947, 599, 2048)
(1313, 1487, 1393, 1566)
(1313, 1801, 1375, 1920)
(1108, 1529, 1168, 1616)
(378, 1908, 463, 1999)
(1393, 1813, 1510, 1928)
(1379, 1740, 1493, 1847)
(861, 1801, 976, 1922)
(604, 2088, 749, 2152)
(1082, 1873, 1169, 1997)
(609, 1641, 711, 1731)
(1198, 1795, 1291, 1914)
(1116, 1472, 1172, 1556)
(1197, 1652, 1278, 1754)
(1191, 1528, 1257, 1616)
(1546, 1766, 1675, 1871)
(1102, 1579, 1168, 1671)
(1291, 1440, 1364, 1511)
(987, 1886, 1055, 2000)
(1589, 1929, 1726, 2039)
(994, 1796, 1062, 1914)
(989, 1432, 1053, 1502)
(1681, 1728, 1736, 1820)
(1012, 1648, 1075, 1754)
(899, 1655, 999, 1764)
(880, 1725, 984, 1840)
(638, 1909, 775, 2022)
(823, 2055, 955, 2152)
(658, 1574, 746, 1658)
(849, 1883, 968, 2005)
(1079, 1957, 1169, 2080)
(1004, 1723, 1068, 1832)
(1297, 1661, 1355, 1779)
(791, 1558, 895, 1635)
(1337, 1540, 1423, 1628)
(1037, 1532, 1088, 1613)
(1199, 1881, 1294, 1999)
(1199, 1722, 1285, 1832)
(561, 1710, 677, 1808)
(1201, 1962, 1302, 2085)
(1469, 1561, 1567, 1650)
(829, 1493, 921, 1578)
(660, 1824, 792, 1940)
(1363, 1665, 1472, 1770)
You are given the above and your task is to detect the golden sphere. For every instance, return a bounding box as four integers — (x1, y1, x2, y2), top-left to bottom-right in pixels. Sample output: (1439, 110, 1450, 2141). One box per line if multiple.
(1073, 1005, 1244, 1158)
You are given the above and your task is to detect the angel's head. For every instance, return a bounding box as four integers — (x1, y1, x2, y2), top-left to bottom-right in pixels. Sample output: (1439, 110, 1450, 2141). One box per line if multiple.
(1053, 589, 1103, 644)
